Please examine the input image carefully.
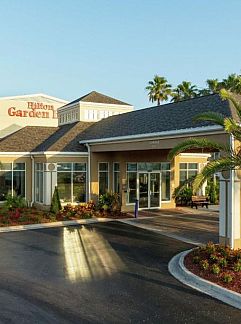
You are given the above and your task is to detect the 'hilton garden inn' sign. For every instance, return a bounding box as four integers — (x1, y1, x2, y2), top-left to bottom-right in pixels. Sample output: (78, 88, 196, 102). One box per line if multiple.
(0, 93, 68, 138)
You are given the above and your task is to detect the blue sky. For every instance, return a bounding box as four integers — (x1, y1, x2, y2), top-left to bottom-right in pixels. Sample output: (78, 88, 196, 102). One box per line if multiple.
(0, 0, 241, 109)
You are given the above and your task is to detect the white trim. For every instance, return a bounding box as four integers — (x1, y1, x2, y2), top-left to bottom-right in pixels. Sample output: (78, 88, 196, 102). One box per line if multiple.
(230, 134, 235, 249)
(0, 93, 68, 104)
(80, 125, 224, 145)
(0, 151, 89, 157)
(179, 153, 211, 158)
(85, 144, 91, 201)
(33, 151, 89, 156)
(0, 152, 31, 156)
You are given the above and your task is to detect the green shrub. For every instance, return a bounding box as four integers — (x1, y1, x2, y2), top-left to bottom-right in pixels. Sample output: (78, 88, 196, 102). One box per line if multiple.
(233, 262, 241, 272)
(98, 192, 120, 212)
(211, 264, 221, 275)
(50, 187, 61, 214)
(206, 242, 216, 255)
(4, 195, 26, 211)
(222, 273, 233, 283)
(173, 186, 193, 206)
(210, 253, 218, 262)
(200, 259, 209, 270)
(218, 258, 227, 268)
(205, 178, 219, 204)
(192, 256, 200, 264)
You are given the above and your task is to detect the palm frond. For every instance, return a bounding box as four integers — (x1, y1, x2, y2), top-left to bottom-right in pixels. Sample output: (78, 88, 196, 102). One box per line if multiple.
(223, 117, 241, 142)
(220, 89, 241, 119)
(193, 111, 225, 126)
(167, 138, 229, 160)
(192, 156, 241, 191)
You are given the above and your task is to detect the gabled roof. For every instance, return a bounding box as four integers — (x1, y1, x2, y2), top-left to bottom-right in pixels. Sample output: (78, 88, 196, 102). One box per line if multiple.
(64, 91, 132, 107)
(0, 93, 68, 104)
(0, 122, 93, 153)
(79, 94, 240, 143)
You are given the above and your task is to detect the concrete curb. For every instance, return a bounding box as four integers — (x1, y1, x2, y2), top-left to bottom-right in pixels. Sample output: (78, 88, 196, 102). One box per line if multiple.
(0, 216, 153, 234)
(0, 218, 114, 233)
(168, 249, 241, 310)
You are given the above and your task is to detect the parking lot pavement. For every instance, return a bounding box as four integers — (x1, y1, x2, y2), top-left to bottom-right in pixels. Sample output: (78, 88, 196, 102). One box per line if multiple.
(0, 221, 240, 323)
(126, 208, 219, 245)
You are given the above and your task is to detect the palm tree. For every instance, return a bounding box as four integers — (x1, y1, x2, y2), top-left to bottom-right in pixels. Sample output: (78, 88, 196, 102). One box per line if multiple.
(146, 75, 172, 105)
(221, 73, 241, 94)
(168, 89, 241, 191)
(206, 78, 221, 94)
(171, 81, 198, 102)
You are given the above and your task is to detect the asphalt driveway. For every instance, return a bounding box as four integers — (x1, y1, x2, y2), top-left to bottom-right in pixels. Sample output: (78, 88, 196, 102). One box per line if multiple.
(0, 222, 239, 323)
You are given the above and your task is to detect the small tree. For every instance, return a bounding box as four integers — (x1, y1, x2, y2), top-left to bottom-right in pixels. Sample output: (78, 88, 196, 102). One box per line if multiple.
(50, 186, 61, 214)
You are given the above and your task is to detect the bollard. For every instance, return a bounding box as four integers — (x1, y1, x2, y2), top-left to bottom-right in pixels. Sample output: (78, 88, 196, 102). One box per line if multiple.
(134, 199, 139, 218)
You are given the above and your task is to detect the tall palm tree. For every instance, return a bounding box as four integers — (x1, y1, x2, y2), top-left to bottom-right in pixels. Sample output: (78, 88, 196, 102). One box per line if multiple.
(171, 81, 198, 102)
(146, 75, 172, 105)
(168, 89, 241, 191)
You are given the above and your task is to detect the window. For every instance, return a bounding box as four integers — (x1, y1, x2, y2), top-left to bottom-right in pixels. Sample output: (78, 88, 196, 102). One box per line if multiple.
(179, 163, 198, 186)
(161, 163, 171, 201)
(113, 163, 120, 194)
(0, 163, 25, 201)
(35, 163, 44, 203)
(57, 163, 87, 203)
(127, 163, 137, 203)
(98, 162, 109, 195)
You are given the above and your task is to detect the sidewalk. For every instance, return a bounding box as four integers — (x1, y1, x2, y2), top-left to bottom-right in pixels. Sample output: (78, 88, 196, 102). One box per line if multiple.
(124, 207, 219, 246)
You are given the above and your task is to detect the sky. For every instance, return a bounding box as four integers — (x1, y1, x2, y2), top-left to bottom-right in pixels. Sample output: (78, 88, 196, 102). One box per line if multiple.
(0, 0, 241, 109)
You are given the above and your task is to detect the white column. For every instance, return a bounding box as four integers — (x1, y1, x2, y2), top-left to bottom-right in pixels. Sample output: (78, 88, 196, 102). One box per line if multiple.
(219, 170, 241, 249)
(43, 163, 57, 206)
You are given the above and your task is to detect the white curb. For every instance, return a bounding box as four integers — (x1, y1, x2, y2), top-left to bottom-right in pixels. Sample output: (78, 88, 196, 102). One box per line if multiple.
(168, 249, 241, 310)
(0, 218, 114, 233)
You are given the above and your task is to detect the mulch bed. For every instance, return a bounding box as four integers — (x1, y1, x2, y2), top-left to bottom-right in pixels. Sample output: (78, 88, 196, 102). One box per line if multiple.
(184, 247, 241, 294)
(0, 206, 129, 227)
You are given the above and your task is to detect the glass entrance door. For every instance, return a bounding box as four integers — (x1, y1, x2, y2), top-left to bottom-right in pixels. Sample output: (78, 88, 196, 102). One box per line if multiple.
(138, 172, 161, 209)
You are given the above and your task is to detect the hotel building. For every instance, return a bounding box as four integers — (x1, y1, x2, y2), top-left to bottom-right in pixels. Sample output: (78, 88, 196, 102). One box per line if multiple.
(0, 91, 241, 248)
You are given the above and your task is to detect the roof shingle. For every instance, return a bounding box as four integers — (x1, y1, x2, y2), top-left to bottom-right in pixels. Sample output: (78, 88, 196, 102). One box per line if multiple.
(79, 94, 240, 141)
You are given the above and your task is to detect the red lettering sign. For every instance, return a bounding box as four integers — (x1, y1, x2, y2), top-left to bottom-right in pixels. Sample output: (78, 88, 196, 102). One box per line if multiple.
(8, 104, 57, 119)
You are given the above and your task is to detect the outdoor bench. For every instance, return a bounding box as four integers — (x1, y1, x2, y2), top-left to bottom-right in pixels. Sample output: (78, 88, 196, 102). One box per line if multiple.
(191, 195, 209, 209)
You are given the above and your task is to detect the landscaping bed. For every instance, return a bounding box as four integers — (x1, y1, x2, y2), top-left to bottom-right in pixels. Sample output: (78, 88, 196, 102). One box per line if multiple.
(0, 193, 128, 227)
(184, 242, 241, 294)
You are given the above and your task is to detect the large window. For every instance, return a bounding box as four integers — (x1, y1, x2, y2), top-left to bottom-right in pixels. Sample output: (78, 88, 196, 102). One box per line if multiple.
(179, 163, 198, 186)
(57, 163, 87, 203)
(0, 163, 25, 201)
(35, 163, 44, 203)
(98, 162, 109, 195)
(161, 163, 171, 201)
(113, 162, 120, 194)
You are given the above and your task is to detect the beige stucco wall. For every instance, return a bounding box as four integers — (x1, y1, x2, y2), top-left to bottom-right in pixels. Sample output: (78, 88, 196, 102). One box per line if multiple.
(0, 95, 67, 138)
(90, 132, 229, 152)
(89, 148, 213, 212)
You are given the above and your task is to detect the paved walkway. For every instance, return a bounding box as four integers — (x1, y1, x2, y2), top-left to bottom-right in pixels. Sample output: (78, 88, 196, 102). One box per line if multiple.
(126, 207, 219, 245)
